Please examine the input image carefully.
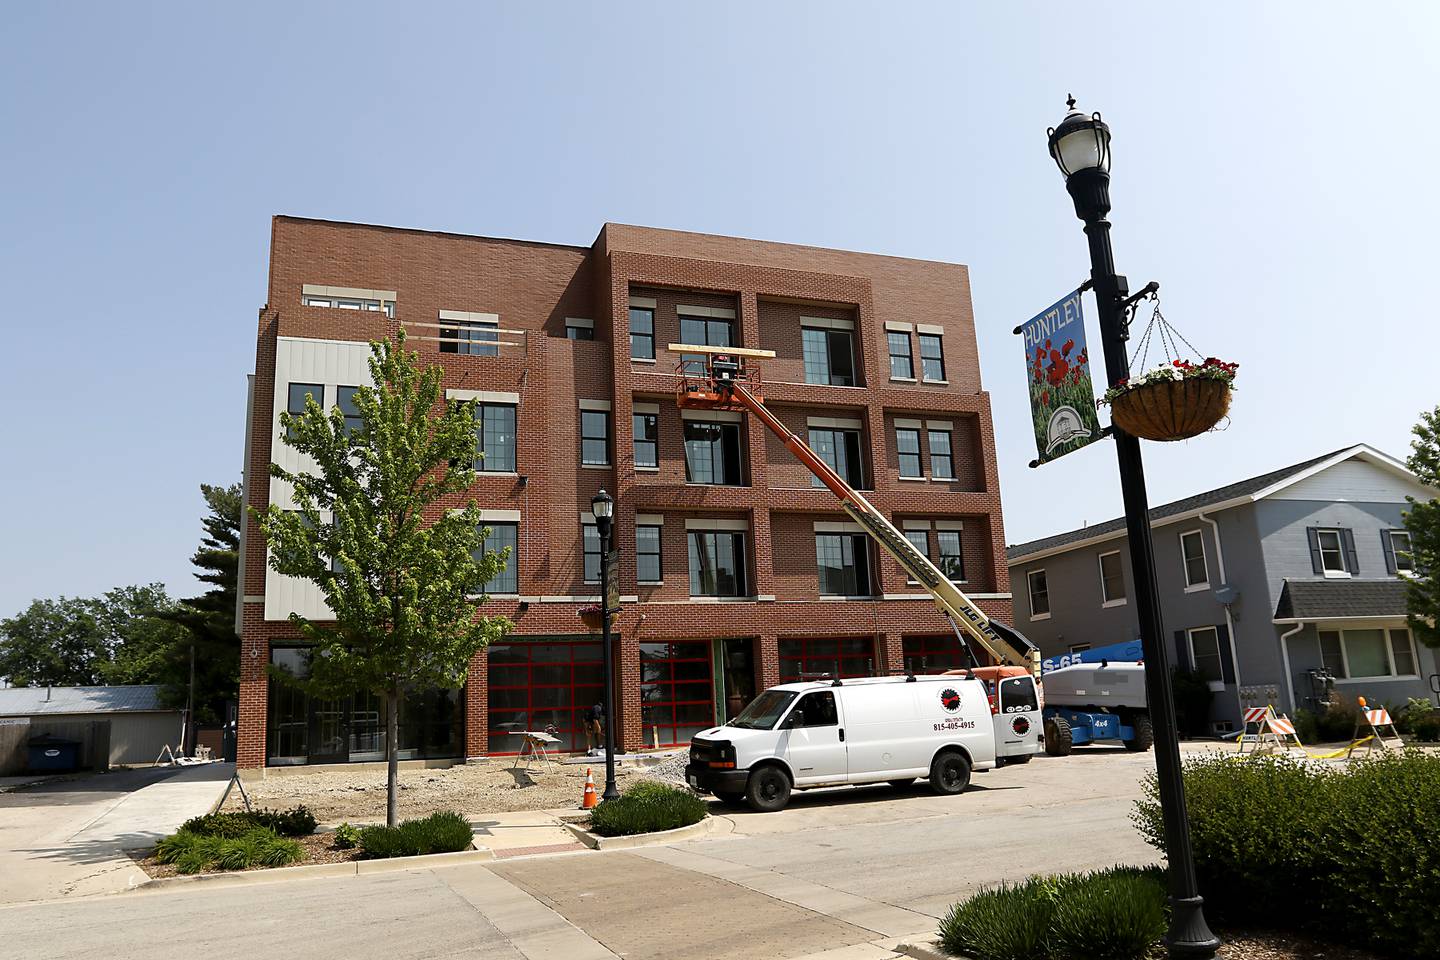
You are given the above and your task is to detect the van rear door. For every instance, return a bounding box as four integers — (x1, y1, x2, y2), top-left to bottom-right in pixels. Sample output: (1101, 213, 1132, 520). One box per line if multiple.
(993, 675, 1041, 758)
(781, 690, 847, 785)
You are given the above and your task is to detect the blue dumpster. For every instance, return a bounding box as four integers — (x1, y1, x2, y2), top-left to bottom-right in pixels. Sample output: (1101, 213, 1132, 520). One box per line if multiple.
(28, 734, 81, 772)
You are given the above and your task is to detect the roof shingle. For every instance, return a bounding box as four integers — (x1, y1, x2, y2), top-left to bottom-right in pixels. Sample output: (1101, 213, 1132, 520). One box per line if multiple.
(1273, 579, 1410, 621)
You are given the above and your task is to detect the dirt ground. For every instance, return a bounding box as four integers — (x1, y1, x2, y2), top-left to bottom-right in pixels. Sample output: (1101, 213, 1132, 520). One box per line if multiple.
(1217, 930, 1380, 960)
(224, 758, 650, 822)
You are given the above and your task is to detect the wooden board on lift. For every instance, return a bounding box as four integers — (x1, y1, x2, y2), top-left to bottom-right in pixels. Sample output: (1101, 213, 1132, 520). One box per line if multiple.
(666, 343, 777, 358)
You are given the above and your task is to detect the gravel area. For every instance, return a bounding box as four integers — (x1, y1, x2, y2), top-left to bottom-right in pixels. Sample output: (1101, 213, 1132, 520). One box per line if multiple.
(1217, 930, 1380, 960)
(224, 758, 657, 822)
(134, 832, 360, 879)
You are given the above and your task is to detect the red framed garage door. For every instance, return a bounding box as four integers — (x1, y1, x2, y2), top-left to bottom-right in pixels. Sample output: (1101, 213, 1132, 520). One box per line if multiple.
(640, 641, 714, 748)
(487, 640, 603, 755)
(778, 637, 877, 683)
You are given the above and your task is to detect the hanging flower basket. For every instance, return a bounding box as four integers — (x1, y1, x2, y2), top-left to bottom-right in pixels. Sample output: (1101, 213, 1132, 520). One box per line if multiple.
(578, 604, 606, 630)
(1102, 358, 1237, 442)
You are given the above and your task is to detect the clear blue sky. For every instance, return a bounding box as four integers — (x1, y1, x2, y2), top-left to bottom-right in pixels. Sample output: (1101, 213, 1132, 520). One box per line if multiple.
(2, 2, 1435, 618)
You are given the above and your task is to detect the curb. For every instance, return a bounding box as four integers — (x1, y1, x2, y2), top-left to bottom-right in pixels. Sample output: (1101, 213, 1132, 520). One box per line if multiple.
(130, 843, 493, 892)
(562, 815, 714, 850)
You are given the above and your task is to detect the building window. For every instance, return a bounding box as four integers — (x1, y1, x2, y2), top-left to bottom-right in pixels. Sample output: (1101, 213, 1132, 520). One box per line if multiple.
(582, 523, 601, 583)
(903, 635, 967, 674)
(1311, 528, 1352, 576)
(683, 420, 743, 485)
(336, 386, 363, 437)
(286, 382, 323, 439)
(474, 404, 517, 473)
(937, 529, 965, 582)
(440, 318, 499, 356)
(1180, 530, 1209, 589)
(1386, 530, 1415, 575)
(475, 522, 518, 594)
(888, 332, 914, 380)
(680, 314, 733, 351)
(1319, 627, 1419, 679)
(565, 320, 595, 341)
(1098, 550, 1126, 606)
(808, 427, 864, 489)
(633, 413, 658, 469)
(903, 529, 929, 584)
(779, 637, 875, 682)
(640, 642, 715, 747)
(919, 333, 946, 382)
(637, 524, 663, 583)
(816, 532, 871, 596)
(487, 640, 602, 755)
(581, 410, 610, 466)
(928, 429, 954, 480)
(801, 327, 856, 386)
(1027, 569, 1049, 619)
(303, 294, 394, 317)
(688, 530, 747, 597)
(896, 428, 923, 478)
(1187, 626, 1223, 683)
(629, 307, 655, 360)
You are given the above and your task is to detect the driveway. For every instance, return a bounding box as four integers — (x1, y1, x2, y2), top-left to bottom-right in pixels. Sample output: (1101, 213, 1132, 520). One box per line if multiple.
(0, 762, 232, 903)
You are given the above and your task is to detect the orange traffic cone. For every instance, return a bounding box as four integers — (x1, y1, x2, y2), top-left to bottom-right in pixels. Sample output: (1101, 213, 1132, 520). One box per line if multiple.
(581, 768, 598, 809)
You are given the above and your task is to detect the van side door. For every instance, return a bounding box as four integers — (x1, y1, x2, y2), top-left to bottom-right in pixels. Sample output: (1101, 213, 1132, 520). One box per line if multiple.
(781, 690, 847, 785)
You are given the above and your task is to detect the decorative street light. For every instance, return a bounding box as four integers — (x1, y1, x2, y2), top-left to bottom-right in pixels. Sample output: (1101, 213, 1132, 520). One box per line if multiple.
(590, 488, 620, 801)
(1047, 96, 1220, 959)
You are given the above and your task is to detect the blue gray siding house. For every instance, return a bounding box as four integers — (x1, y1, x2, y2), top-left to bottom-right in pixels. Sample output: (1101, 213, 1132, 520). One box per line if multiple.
(1007, 445, 1438, 732)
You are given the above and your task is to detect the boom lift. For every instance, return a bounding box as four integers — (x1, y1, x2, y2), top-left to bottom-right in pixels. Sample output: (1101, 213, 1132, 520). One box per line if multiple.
(672, 346, 1041, 674)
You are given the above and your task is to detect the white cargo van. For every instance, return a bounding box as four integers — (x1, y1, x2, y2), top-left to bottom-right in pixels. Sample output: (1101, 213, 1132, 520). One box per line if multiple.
(686, 674, 1039, 811)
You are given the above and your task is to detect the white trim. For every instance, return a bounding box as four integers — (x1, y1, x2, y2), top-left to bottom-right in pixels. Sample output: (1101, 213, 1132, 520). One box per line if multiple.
(889, 376, 918, 383)
(807, 416, 864, 430)
(799, 315, 855, 331)
(1387, 528, 1417, 575)
(921, 379, 950, 386)
(901, 519, 932, 531)
(636, 513, 665, 526)
(578, 399, 612, 411)
(1186, 625, 1225, 684)
(916, 323, 945, 335)
(684, 518, 749, 531)
(894, 418, 923, 429)
(635, 465, 660, 473)
(633, 402, 661, 415)
(884, 321, 915, 332)
(629, 295, 658, 309)
(631, 357, 657, 365)
(681, 408, 742, 423)
(814, 520, 864, 534)
(676, 304, 736, 319)
(1279, 622, 1305, 712)
(303, 283, 397, 302)
(898, 475, 928, 482)
(1097, 550, 1127, 606)
(580, 464, 611, 470)
(448, 389, 519, 404)
(1179, 529, 1210, 592)
(565, 317, 595, 330)
(438, 309, 499, 323)
(478, 509, 521, 522)
(925, 420, 954, 431)
(934, 520, 964, 531)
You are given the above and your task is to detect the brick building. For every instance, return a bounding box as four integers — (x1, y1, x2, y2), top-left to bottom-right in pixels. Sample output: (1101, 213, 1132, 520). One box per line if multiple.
(236, 216, 1014, 769)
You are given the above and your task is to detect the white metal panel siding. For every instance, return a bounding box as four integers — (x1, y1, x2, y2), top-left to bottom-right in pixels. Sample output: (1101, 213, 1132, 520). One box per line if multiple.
(1269, 460, 1432, 504)
(266, 338, 375, 621)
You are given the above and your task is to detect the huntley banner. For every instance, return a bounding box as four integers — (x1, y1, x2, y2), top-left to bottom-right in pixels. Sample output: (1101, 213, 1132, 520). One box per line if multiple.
(1020, 289, 1102, 465)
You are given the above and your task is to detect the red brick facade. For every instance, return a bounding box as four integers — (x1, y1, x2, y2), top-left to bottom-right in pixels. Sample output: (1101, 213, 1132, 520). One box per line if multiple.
(237, 217, 1013, 768)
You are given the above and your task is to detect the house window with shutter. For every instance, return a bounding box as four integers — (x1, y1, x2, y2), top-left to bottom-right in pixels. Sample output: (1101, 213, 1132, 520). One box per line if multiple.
(1308, 527, 1356, 578)
(1187, 626, 1224, 683)
(1384, 530, 1415, 576)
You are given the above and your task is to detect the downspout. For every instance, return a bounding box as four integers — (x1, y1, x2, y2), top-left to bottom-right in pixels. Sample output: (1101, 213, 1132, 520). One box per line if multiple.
(1198, 511, 1244, 720)
(1279, 621, 1306, 714)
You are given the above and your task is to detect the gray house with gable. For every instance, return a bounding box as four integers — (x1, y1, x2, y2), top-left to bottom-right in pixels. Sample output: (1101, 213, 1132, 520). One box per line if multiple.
(1007, 444, 1438, 733)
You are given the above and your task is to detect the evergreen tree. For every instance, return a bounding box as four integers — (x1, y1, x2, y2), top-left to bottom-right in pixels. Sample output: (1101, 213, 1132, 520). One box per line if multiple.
(1405, 405, 1440, 647)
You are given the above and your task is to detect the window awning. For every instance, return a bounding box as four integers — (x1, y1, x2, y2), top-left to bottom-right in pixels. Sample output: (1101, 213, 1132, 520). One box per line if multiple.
(1273, 579, 1409, 623)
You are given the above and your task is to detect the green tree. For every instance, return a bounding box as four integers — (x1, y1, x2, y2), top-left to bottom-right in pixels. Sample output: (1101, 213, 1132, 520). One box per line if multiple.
(157, 483, 242, 726)
(255, 332, 510, 825)
(1405, 405, 1440, 648)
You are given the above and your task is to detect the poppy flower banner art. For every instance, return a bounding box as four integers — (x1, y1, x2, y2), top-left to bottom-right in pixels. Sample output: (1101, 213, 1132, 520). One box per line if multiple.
(1019, 289, 1102, 465)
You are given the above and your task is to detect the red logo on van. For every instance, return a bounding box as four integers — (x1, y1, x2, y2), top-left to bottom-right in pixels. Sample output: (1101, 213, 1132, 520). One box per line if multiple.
(1011, 716, 1031, 736)
(940, 688, 963, 713)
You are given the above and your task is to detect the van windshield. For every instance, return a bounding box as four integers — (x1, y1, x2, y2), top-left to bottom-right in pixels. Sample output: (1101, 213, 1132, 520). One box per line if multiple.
(728, 690, 798, 730)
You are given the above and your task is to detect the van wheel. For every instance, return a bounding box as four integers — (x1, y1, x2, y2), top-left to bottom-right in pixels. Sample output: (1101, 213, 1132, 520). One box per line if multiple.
(929, 751, 971, 795)
(712, 790, 747, 807)
(1124, 713, 1155, 752)
(887, 778, 915, 788)
(1045, 717, 1073, 756)
(745, 766, 792, 812)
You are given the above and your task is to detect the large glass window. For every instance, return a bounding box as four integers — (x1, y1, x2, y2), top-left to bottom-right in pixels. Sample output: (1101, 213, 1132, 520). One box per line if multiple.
(304, 294, 394, 317)
(937, 529, 965, 582)
(1318, 627, 1417, 679)
(903, 529, 929, 584)
(919, 333, 946, 382)
(896, 428, 923, 478)
(1181, 530, 1209, 588)
(440, 318, 499, 356)
(684, 420, 743, 485)
(583, 523, 601, 583)
(778, 637, 875, 682)
(888, 332, 914, 379)
(688, 530, 747, 596)
(565, 320, 595, 341)
(640, 642, 714, 747)
(903, 635, 967, 674)
(475, 522, 518, 594)
(474, 404, 517, 473)
(802, 327, 856, 386)
(680, 314, 733, 350)
(336, 386, 363, 437)
(634, 413, 658, 469)
(581, 410, 610, 466)
(1390, 628, 1418, 675)
(286, 382, 322, 440)
(1028, 569, 1050, 618)
(487, 640, 602, 754)
(637, 524, 663, 583)
(816, 533, 871, 596)
(808, 427, 864, 489)
(629, 307, 655, 360)
(1187, 626, 1223, 683)
(928, 429, 954, 480)
(1099, 550, 1126, 605)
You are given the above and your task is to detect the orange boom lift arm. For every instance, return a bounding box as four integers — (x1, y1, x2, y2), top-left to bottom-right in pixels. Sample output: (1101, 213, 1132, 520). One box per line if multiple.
(672, 346, 1040, 672)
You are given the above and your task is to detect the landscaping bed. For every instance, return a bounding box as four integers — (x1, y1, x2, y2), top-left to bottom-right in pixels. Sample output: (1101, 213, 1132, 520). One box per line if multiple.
(135, 831, 359, 879)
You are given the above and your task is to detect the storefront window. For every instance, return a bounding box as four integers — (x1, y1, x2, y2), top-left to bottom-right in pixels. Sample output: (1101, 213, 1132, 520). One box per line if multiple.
(778, 637, 875, 682)
(486, 640, 603, 755)
(639, 642, 714, 747)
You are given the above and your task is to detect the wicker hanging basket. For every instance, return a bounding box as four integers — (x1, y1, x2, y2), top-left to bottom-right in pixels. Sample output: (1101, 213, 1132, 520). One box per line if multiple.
(1109, 377, 1231, 442)
(578, 606, 606, 630)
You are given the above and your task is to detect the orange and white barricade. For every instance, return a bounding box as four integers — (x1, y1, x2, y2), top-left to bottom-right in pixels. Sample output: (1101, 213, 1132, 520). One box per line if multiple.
(1237, 705, 1305, 756)
(1346, 697, 1405, 757)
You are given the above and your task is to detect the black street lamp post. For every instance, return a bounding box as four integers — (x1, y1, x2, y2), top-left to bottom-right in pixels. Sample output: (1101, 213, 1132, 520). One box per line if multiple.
(591, 488, 621, 801)
(1047, 97, 1220, 958)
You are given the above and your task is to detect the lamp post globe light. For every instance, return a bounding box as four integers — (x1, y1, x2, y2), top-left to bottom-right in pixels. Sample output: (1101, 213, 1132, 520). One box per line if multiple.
(590, 488, 620, 801)
(1047, 97, 1220, 959)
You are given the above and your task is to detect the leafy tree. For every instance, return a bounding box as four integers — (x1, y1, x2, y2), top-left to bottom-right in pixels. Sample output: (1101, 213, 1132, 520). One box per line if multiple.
(255, 332, 510, 825)
(1405, 405, 1440, 648)
(157, 483, 242, 726)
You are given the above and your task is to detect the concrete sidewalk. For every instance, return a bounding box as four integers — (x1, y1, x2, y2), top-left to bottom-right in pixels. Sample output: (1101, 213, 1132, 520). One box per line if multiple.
(0, 762, 232, 903)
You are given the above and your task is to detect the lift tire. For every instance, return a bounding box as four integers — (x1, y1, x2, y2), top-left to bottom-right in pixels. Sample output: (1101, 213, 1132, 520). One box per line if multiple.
(745, 765, 792, 812)
(929, 751, 972, 795)
(887, 778, 916, 788)
(1045, 716, 1074, 756)
(1124, 712, 1155, 752)
(713, 790, 747, 807)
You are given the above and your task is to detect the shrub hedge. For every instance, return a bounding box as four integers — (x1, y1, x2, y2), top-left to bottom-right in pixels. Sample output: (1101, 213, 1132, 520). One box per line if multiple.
(180, 805, 317, 838)
(587, 781, 708, 837)
(937, 867, 1166, 960)
(1134, 750, 1440, 959)
(154, 827, 304, 874)
(358, 811, 474, 859)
